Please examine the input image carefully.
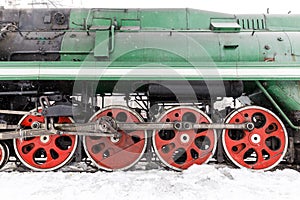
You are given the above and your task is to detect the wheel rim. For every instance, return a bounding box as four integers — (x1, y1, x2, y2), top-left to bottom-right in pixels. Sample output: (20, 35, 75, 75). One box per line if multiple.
(13, 109, 78, 171)
(83, 106, 147, 171)
(222, 106, 288, 170)
(0, 142, 9, 169)
(153, 106, 217, 171)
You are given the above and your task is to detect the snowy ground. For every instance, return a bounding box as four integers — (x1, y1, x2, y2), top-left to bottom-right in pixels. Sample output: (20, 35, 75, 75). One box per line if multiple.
(0, 164, 299, 200)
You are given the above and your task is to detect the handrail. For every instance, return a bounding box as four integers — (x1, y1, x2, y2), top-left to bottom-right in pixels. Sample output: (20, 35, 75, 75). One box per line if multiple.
(109, 25, 115, 53)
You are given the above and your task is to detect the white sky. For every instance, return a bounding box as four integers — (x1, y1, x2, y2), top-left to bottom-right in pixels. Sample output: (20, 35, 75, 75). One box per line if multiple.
(1, 0, 300, 14)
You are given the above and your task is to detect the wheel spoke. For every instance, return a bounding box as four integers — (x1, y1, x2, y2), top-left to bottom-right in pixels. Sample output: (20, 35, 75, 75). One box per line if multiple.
(188, 142, 213, 165)
(237, 146, 251, 160)
(18, 142, 39, 161)
(256, 150, 266, 164)
(16, 137, 40, 147)
(99, 139, 146, 169)
(43, 137, 72, 160)
(263, 118, 280, 134)
(88, 133, 145, 160)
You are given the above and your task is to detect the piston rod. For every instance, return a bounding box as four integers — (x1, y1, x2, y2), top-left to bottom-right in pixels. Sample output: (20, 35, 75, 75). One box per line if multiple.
(0, 120, 254, 140)
(0, 128, 117, 140)
(116, 122, 254, 131)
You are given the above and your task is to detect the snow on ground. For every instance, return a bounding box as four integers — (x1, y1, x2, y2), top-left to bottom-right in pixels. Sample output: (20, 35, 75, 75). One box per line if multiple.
(0, 164, 299, 200)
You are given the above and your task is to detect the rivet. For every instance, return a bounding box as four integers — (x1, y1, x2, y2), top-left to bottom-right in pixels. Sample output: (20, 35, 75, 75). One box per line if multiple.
(277, 37, 284, 41)
(264, 45, 270, 50)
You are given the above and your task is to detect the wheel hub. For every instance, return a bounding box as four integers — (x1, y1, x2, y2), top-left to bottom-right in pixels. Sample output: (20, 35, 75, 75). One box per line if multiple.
(250, 133, 261, 145)
(180, 133, 190, 144)
(40, 135, 50, 144)
(110, 136, 120, 143)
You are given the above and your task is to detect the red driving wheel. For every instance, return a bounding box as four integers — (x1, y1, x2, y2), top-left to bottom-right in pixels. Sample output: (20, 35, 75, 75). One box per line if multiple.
(222, 106, 288, 170)
(0, 141, 9, 169)
(83, 106, 147, 171)
(13, 109, 78, 171)
(153, 106, 217, 171)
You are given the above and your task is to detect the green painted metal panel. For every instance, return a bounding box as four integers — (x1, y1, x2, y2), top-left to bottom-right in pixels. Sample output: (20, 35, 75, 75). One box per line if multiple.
(286, 33, 300, 58)
(120, 19, 141, 31)
(256, 32, 292, 62)
(68, 9, 300, 31)
(219, 34, 239, 62)
(110, 32, 190, 62)
(265, 81, 300, 112)
(61, 29, 268, 63)
(94, 31, 110, 58)
(60, 30, 295, 64)
(237, 34, 260, 61)
(108, 32, 258, 63)
(69, 9, 89, 29)
(60, 32, 95, 61)
(187, 9, 235, 30)
(140, 9, 187, 29)
(83, 9, 138, 30)
(266, 14, 300, 31)
(218, 33, 259, 62)
(90, 18, 112, 30)
(121, 19, 140, 27)
(69, 9, 138, 30)
(186, 33, 220, 62)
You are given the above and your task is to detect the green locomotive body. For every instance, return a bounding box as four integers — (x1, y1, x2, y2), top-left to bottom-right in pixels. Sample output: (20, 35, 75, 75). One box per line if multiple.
(0, 8, 298, 171)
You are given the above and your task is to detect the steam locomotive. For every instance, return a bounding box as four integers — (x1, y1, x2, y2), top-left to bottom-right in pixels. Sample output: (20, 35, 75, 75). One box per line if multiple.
(0, 7, 299, 171)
